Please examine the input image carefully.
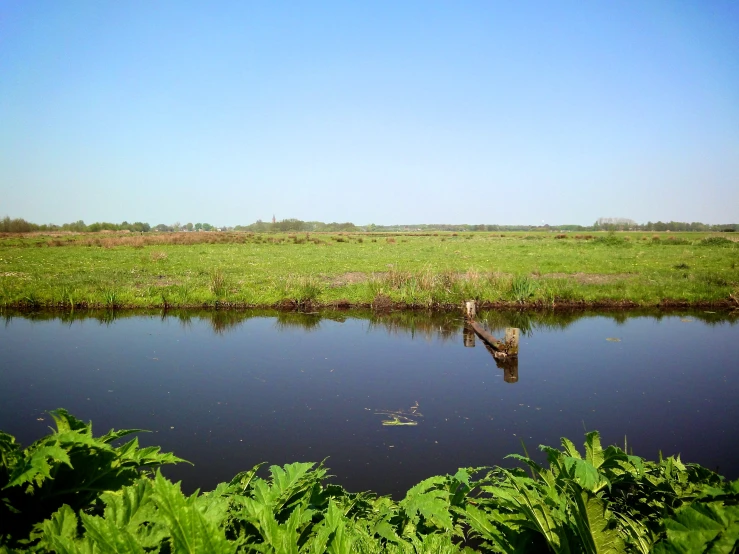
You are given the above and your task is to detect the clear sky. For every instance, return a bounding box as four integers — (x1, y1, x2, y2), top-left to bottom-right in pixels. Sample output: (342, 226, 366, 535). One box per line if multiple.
(1, 1, 737, 226)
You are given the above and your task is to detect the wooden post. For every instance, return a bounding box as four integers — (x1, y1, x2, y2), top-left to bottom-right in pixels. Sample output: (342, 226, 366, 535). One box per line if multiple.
(463, 326, 476, 347)
(504, 328, 520, 355)
(501, 357, 519, 383)
(468, 320, 507, 351)
(464, 300, 476, 320)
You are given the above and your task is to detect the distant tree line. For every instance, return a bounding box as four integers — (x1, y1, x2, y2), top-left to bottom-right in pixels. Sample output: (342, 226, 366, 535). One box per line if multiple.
(0, 217, 227, 234)
(365, 222, 738, 232)
(1, 215, 736, 234)
(0, 217, 152, 233)
(235, 219, 358, 233)
(592, 218, 737, 232)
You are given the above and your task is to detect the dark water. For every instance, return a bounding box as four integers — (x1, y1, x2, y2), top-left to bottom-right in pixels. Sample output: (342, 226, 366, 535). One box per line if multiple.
(1, 309, 737, 497)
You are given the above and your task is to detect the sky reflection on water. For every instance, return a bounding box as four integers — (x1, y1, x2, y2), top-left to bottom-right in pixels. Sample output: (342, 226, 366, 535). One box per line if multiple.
(1, 309, 737, 497)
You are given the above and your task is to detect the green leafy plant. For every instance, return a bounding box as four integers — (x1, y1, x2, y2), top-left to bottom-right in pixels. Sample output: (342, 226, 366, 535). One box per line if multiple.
(2, 413, 738, 553)
(459, 432, 733, 554)
(0, 409, 186, 547)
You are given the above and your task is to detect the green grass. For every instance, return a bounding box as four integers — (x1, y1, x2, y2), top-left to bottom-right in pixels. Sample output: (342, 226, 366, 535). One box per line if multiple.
(0, 231, 737, 308)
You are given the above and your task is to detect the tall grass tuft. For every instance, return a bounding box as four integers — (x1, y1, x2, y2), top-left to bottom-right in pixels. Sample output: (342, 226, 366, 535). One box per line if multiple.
(102, 289, 119, 308)
(210, 269, 227, 297)
(59, 286, 76, 308)
(23, 291, 41, 308)
(510, 275, 538, 302)
(283, 274, 323, 305)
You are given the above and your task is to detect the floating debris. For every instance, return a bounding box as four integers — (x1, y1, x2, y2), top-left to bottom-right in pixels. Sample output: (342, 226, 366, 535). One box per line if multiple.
(606, 338, 621, 342)
(382, 417, 417, 426)
(375, 402, 422, 427)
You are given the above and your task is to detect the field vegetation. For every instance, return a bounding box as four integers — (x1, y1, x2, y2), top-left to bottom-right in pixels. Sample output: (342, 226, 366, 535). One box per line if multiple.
(1, 231, 737, 310)
(1, 410, 737, 552)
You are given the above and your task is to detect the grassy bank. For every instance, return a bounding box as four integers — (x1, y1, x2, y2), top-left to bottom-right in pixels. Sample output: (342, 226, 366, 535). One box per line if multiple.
(2, 410, 738, 552)
(1, 231, 737, 309)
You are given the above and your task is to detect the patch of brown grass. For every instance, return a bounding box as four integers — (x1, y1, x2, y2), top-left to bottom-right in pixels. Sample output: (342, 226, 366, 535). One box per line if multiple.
(543, 272, 632, 284)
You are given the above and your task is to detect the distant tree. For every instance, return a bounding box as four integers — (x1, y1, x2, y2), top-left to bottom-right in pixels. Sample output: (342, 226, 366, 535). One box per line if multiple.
(0, 217, 37, 233)
(130, 222, 150, 232)
(61, 220, 87, 232)
(185, 222, 194, 232)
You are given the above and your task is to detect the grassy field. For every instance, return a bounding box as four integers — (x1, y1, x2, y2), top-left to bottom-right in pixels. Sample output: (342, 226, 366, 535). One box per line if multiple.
(0, 231, 737, 309)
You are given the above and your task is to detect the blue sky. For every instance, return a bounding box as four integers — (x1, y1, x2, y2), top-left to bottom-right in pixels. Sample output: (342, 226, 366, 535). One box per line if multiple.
(1, 1, 737, 226)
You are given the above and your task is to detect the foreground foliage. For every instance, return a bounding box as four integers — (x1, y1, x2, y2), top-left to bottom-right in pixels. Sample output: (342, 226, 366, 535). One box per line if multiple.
(1, 412, 737, 552)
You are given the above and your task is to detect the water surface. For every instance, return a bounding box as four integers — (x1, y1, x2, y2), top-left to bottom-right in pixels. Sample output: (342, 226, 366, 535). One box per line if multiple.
(1, 309, 737, 496)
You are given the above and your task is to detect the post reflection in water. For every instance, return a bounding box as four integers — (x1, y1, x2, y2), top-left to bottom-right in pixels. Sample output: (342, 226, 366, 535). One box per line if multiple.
(462, 324, 519, 383)
(492, 353, 519, 383)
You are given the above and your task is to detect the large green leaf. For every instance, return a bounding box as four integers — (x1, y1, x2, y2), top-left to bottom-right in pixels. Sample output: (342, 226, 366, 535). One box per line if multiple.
(4, 444, 72, 488)
(79, 512, 148, 554)
(248, 462, 325, 515)
(561, 438, 582, 460)
(0, 432, 21, 475)
(584, 432, 605, 470)
(487, 472, 571, 554)
(96, 479, 167, 548)
(653, 500, 739, 553)
(563, 457, 610, 493)
(151, 471, 235, 554)
(459, 503, 534, 553)
(399, 476, 453, 532)
(572, 492, 626, 554)
(41, 504, 79, 544)
(615, 512, 656, 554)
(49, 409, 90, 434)
(228, 462, 266, 494)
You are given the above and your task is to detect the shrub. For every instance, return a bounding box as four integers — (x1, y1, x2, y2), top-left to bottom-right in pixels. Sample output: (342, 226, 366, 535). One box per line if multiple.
(594, 233, 630, 246)
(700, 236, 734, 247)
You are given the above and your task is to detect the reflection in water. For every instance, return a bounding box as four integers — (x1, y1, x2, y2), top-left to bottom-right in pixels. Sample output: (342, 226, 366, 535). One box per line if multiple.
(208, 311, 248, 334)
(1, 306, 738, 498)
(491, 352, 518, 383)
(4, 306, 736, 336)
(275, 311, 322, 331)
(462, 324, 520, 383)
